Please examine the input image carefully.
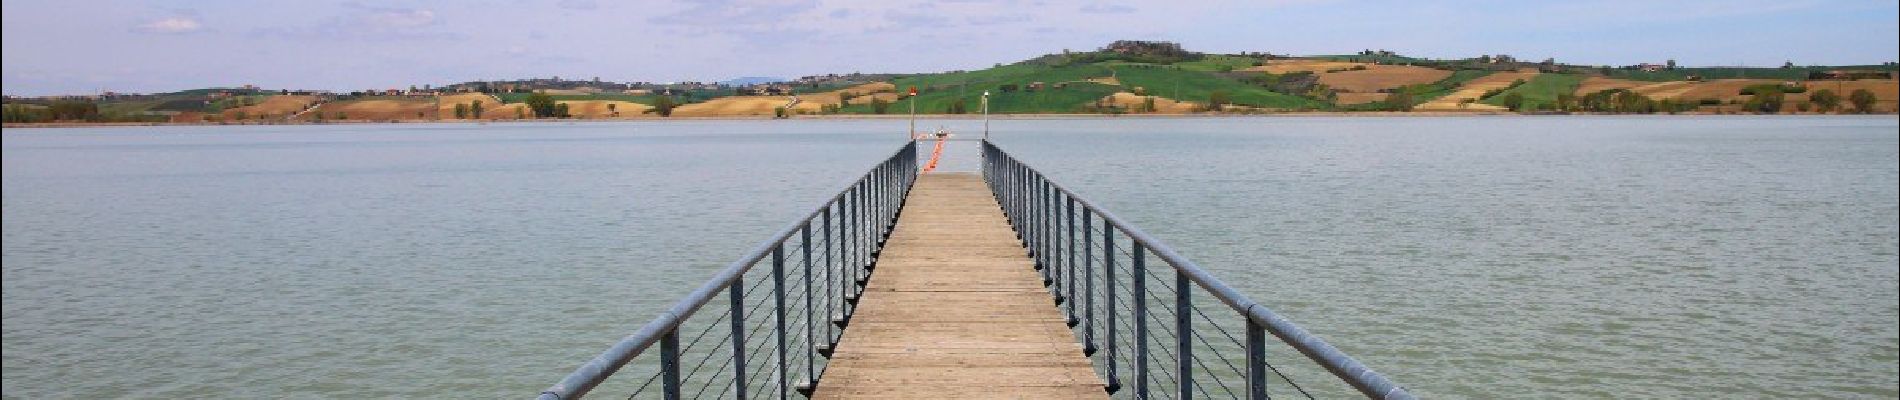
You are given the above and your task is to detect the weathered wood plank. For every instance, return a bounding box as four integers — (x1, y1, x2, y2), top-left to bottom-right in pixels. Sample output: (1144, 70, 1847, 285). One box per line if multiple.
(812, 173, 1106, 400)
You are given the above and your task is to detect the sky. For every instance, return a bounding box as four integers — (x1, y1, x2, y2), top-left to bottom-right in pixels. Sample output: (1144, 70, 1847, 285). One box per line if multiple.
(2, 0, 1896, 96)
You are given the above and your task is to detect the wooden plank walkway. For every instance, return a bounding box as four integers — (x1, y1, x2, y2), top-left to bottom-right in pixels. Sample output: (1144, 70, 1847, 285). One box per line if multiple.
(813, 172, 1107, 399)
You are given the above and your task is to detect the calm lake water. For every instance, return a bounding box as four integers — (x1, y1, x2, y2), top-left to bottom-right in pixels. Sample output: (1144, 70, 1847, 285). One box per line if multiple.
(3, 117, 1896, 398)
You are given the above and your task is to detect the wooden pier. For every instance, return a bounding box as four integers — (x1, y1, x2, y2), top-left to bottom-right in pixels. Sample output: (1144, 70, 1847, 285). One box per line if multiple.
(811, 172, 1106, 399)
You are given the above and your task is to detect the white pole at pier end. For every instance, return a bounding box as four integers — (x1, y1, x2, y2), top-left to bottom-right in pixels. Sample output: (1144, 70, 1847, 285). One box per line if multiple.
(907, 86, 917, 140)
(982, 91, 990, 140)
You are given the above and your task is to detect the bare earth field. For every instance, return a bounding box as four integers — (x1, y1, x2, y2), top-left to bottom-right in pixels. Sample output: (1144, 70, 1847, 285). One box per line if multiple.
(1318, 65, 1453, 93)
(480, 103, 533, 119)
(1415, 69, 1541, 111)
(223, 95, 319, 120)
(674, 82, 896, 117)
(1099, 92, 1201, 113)
(317, 98, 438, 120)
(436, 93, 504, 119)
(558, 100, 652, 118)
(1244, 59, 1366, 74)
(1334, 92, 1391, 105)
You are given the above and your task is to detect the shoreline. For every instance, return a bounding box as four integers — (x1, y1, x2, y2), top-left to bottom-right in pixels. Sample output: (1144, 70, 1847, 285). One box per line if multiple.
(4, 111, 1895, 129)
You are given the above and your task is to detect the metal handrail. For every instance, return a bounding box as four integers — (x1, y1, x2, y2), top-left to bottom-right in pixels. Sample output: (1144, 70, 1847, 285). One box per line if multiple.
(982, 140, 1414, 399)
(539, 142, 918, 399)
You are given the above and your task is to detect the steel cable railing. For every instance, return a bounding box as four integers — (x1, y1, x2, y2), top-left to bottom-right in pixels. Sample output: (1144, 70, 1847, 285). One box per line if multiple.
(539, 142, 917, 400)
(983, 140, 1415, 400)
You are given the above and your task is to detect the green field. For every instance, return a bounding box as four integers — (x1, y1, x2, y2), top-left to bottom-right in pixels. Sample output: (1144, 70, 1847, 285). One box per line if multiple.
(1313, 54, 1434, 65)
(1174, 55, 1261, 72)
(863, 60, 1323, 113)
(495, 92, 664, 105)
(1112, 66, 1323, 109)
(1403, 70, 1495, 101)
(1600, 65, 1895, 82)
(1481, 73, 1585, 109)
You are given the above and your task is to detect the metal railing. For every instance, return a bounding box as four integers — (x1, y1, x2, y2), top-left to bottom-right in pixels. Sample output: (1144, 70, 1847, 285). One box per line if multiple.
(982, 140, 1415, 400)
(538, 142, 917, 400)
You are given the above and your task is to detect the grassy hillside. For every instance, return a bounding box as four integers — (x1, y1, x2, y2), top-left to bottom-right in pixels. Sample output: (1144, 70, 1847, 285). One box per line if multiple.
(496, 92, 657, 105)
(1481, 73, 1585, 109)
(1398, 70, 1495, 102)
(1602, 65, 1896, 82)
(1113, 66, 1323, 109)
(1174, 55, 1261, 72)
(863, 58, 1324, 113)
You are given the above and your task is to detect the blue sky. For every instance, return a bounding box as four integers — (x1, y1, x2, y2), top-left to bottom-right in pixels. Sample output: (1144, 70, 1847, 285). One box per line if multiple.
(3, 0, 1896, 96)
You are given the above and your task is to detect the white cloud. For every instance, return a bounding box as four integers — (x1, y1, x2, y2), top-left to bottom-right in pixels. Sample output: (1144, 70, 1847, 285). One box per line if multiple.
(557, 0, 600, 11)
(134, 17, 203, 34)
(361, 8, 435, 29)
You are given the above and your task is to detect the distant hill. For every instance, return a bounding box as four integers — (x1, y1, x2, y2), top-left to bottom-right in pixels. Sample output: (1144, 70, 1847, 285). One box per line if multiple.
(719, 76, 787, 86)
(7, 42, 1898, 123)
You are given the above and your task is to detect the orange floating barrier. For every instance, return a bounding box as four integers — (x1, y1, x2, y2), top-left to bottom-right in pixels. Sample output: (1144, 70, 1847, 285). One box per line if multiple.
(921, 135, 947, 173)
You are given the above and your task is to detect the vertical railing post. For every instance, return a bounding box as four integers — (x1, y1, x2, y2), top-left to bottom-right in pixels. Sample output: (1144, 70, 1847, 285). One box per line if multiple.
(1065, 195, 1077, 325)
(1041, 179, 1051, 275)
(1103, 227, 1120, 393)
(1133, 244, 1149, 399)
(1176, 270, 1192, 399)
(1083, 209, 1096, 355)
(1046, 181, 1058, 289)
(772, 246, 790, 399)
(1247, 319, 1268, 400)
(660, 329, 681, 400)
(822, 207, 836, 345)
(850, 184, 862, 290)
(801, 223, 816, 384)
(858, 179, 869, 282)
(729, 272, 750, 399)
(1013, 162, 1023, 243)
(842, 187, 855, 311)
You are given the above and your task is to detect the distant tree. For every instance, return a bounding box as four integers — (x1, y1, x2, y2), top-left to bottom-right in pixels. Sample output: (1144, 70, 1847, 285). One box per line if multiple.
(1555, 93, 1577, 111)
(1795, 102, 1811, 112)
(2, 104, 46, 123)
(1385, 91, 1414, 111)
(454, 103, 468, 119)
(1665, 59, 1677, 70)
(554, 103, 570, 118)
(1744, 89, 1784, 113)
(1781, 61, 1795, 69)
(234, 110, 249, 120)
(1613, 90, 1656, 113)
(1206, 90, 1231, 111)
(648, 96, 678, 117)
(1808, 89, 1842, 113)
(46, 100, 100, 121)
(515, 107, 526, 119)
(471, 100, 484, 118)
(839, 92, 857, 106)
(1458, 98, 1475, 109)
(774, 106, 788, 119)
(1131, 86, 1146, 96)
(606, 102, 617, 116)
(1143, 96, 1157, 113)
(1501, 92, 1525, 111)
(1849, 89, 1877, 113)
(871, 97, 891, 114)
(525, 93, 557, 118)
(947, 98, 968, 114)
